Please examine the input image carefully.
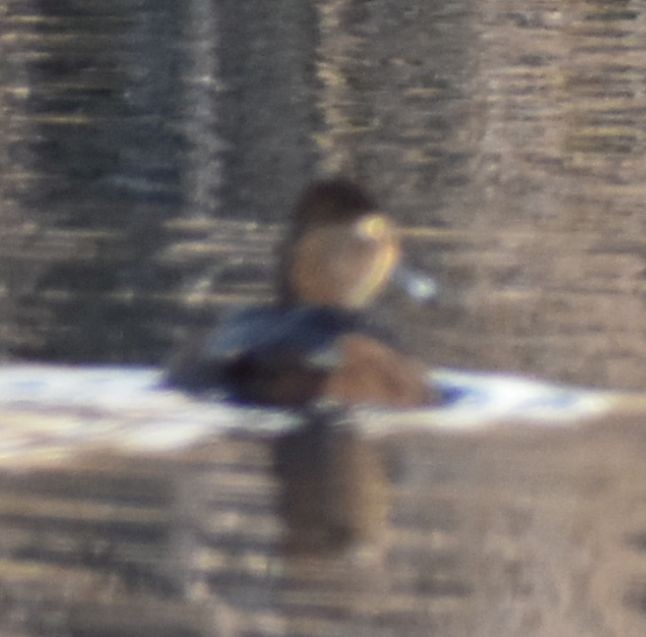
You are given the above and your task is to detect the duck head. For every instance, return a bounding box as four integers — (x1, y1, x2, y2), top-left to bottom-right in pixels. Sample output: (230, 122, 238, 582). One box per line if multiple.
(279, 179, 436, 309)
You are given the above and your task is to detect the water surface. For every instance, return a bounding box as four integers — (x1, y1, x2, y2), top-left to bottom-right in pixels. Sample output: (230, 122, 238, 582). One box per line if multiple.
(0, 0, 644, 388)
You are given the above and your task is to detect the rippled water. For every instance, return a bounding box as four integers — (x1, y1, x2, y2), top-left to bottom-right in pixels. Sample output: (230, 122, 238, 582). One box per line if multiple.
(2, 4, 646, 634)
(1, 0, 645, 389)
(0, 6, 646, 637)
(0, 365, 645, 636)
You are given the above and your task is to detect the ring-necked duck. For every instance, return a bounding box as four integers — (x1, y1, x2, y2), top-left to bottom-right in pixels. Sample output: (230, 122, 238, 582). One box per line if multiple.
(167, 179, 437, 408)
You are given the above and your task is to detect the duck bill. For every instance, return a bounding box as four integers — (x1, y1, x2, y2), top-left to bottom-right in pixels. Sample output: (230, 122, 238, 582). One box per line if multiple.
(391, 263, 438, 303)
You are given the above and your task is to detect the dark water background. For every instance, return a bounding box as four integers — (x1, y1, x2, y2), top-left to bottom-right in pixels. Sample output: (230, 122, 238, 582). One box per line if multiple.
(1, 0, 645, 388)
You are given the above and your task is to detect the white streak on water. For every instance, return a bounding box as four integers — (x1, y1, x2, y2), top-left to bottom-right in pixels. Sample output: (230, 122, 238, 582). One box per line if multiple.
(0, 364, 634, 460)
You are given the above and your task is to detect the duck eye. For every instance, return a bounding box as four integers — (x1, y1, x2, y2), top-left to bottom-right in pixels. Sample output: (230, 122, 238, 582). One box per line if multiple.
(356, 214, 392, 240)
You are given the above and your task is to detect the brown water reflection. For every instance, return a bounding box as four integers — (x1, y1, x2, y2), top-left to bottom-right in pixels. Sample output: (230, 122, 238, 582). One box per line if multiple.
(0, 0, 645, 387)
(274, 413, 391, 553)
(271, 414, 646, 637)
(3, 411, 646, 636)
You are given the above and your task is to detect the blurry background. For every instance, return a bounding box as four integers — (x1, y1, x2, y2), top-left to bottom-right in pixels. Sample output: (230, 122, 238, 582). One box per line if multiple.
(3, 4, 646, 637)
(1, 0, 645, 388)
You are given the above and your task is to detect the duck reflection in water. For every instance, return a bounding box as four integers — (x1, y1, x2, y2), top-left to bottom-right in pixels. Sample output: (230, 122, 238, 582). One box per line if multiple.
(168, 178, 438, 408)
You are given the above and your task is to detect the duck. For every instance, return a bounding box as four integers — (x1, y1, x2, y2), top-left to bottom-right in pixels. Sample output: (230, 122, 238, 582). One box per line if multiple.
(167, 178, 438, 408)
